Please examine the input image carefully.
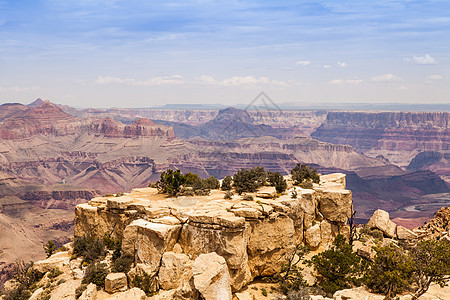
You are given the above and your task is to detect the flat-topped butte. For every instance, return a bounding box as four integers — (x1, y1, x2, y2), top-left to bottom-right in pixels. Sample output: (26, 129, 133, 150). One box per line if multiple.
(75, 173, 352, 292)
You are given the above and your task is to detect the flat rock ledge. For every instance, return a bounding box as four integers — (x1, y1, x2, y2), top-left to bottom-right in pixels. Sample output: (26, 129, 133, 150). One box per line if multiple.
(75, 173, 352, 293)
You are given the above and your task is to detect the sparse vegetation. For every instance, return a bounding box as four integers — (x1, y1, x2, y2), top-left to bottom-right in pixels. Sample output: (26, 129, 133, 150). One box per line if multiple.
(267, 171, 287, 194)
(3, 261, 44, 300)
(132, 273, 158, 296)
(221, 175, 233, 190)
(156, 169, 185, 196)
(233, 167, 266, 194)
(309, 235, 364, 296)
(365, 244, 414, 298)
(224, 190, 233, 199)
(75, 284, 88, 299)
(73, 235, 106, 263)
(82, 262, 108, 288)
(47, 267, 63, 279)
(410, 239, 450, 299)
(43, 240, 56, 258)
(243, 194, 254, 201)
(291, 163, 319, 186)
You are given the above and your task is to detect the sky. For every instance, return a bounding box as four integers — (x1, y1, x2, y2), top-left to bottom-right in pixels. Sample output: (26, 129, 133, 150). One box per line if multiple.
(0, 0, 449, 108)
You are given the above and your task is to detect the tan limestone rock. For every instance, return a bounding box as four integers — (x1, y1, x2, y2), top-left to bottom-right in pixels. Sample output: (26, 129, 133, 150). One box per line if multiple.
(49, 279, 81, 300)
(305, 223, 322, 248)
(247, 213, 296, 277)
(180, 222, 250, 291)
(105, 273, 128, 293)
(159, 252, 192, 290)
(367, 209, 397, 238)
(33, 251, 70, 273)
(78, 283, 97, 300)
(107, 287, 146, 300)
(320, 219, 334, 245)
(333, 286, 384, 300)
(317, 189, 352, 224)
(192, 252, 232, 300)
(122, 219, 181, 273)
(29, 287, 45, 300)
(396, 225, 418, 240)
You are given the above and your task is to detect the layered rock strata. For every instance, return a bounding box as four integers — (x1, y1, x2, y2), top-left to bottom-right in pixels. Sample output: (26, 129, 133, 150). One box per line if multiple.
(74, 173, 352, 293)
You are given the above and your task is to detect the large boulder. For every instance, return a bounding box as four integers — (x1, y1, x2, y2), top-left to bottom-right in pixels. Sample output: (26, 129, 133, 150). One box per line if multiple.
(78, 283, 97, 300)
(192, 252, 232, 300)
(122, 219, 181, 274)
(33, 252, 70, 273)
(158, 252, 193, 290)
(396, 225, 418, 240)
(247, 213, 296, 277)
(105, 273, 128, 293)
(367, 210, 397, 238)
(317, 189, 352, 224)
(305, 223, 321, 248)
(49, 279, 81, 300)
(180, 220, 250, 291)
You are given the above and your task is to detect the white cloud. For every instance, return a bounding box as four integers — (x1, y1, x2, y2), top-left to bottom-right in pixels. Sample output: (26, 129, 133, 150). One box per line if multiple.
(371, 74, 401, 82)
(329, 78, 362, 85)
(337, 61, 347, 67)
(196, 75, 289, 87)
(427, 74, 443, 80)
(95, 75, 184, 86)
(296, 60, 311, 66)
(323, 65, 331, 69)
(405, 54, 437, 65)
(12, 86, 41, 92)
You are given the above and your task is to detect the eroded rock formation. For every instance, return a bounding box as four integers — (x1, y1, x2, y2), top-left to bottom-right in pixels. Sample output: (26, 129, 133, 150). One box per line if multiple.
(74, 173, 352, 294)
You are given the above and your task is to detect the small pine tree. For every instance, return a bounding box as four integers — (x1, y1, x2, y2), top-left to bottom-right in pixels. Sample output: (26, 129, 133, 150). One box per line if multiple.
(267, 171, 287, 194)
(156, 169, 185, 196)
(411, 239, 450, 299)
(43, 240, 56, 258)
(291, 163, 319, 185)
(221, 175, 232, 190)
(310, 234, 364, 296)
(365, 244, 414, 299)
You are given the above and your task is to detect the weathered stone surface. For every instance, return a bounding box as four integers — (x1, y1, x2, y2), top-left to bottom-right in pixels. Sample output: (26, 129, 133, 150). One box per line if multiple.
(122, 219, 181, 273)
(333, 286, 384, 300)
(107, 287, 146, 300)
(317, 189, 352, 224)
(159, 252, 192, 290)
(320, 220, 333, 245)
(78, 283, 97, 300)
(247, 214, 295, 277)
(105, 273, 128, 293)
(356, 246, 375, 261)
(29, 287, 45, 300)
(396, 225, 418, 240)
(367, 209, 397, 238)
(320, 173, 346, 189)
(127, 264, 158, 293)
(305, 223, 322, 248)
(192, 253, 232, 300)
(180, 222, 250, 291)
(33, 251, 70, 273)
(50, 279, 81, 300)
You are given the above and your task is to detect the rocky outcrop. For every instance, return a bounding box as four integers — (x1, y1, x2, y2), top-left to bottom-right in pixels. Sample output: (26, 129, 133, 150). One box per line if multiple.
(367, 209, 397, 238)
(105, 273, 128, 293)
(74, 173, 352, 294)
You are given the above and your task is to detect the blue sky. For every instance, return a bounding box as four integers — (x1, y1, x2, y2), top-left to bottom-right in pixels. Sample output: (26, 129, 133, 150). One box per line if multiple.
(1, 0, 449, 107)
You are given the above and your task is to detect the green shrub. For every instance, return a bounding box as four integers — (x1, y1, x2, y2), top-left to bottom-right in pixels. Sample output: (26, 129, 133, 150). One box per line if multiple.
(233, 168, 266, 194)
(365, 245, 414, 298)
(82, 262, 108, 288)
(47, 267, 63, 279)
(299, 180, 313, 189)
(156, 169, 185, 196)
(291, 163, 319, 185)
(221, 175, 233, 191)
(261, 288, 268, 296)
(267, 171, 287, 194)
(410, 239, 450, 299)
(43, 240, 56, 258)
(75, 283, 88, 298)
(224, 190, 234, 199)
(3, 284, 32, 300)
(12, 261, 44, 289)
(115, 192, 124, 197)
(290, 190, 297, 199)
(73, 235, 106, 263)
(112, 255, 134, 273)
(204, 175, 220, 189)
(132, 273, 158, 296)
(276, 244, 309, 295)
(309, 235, 364, 296)
(103, 234, 121, 251)
(360, 224, 384, 241)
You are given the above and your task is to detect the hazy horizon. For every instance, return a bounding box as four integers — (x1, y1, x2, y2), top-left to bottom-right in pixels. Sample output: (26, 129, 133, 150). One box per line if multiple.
(1, 1, 449, 108)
